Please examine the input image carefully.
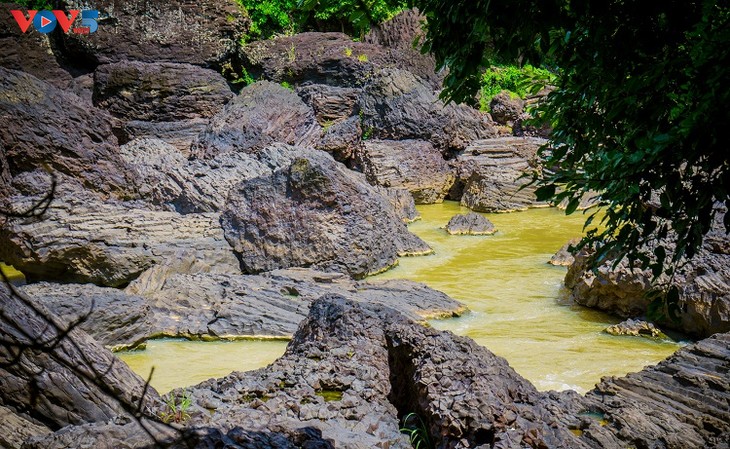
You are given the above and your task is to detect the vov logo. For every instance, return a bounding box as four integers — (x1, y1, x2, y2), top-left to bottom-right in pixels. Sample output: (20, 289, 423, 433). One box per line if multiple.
(11, 9, 99, 35)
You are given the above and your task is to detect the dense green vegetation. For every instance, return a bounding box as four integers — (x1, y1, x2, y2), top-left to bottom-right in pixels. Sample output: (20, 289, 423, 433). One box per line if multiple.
(478, 64, 555, 110)
(415, 0, 730, 301)
(236, 0, 406, 40)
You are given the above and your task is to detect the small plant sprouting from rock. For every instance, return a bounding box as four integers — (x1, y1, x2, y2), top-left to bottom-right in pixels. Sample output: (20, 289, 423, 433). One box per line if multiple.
(357, 53, 368, 62)
(344, 47, 353, 57)
(400, 413, 433, 449)
(160, 390, 193, 424)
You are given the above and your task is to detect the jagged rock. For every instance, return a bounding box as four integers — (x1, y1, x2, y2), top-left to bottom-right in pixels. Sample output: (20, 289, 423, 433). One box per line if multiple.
(0, 404, 50, 449)
(565, 212, 730, 338)
(0, 185, 240, 287)
(18, 283, 154, 351)
(0, 3, 72, 89)
(604, 319, 667, 339)
(364, 8, 427, 51)
(489, 91, 525, 126)
(18, 297, 730, 449)
(191, 81, 321, 159)
(444, 212, 496, 235)
(0, 67, 138, 198)
(93, 61, 234, 121)
(57, 0, 249, 70)
(121, 119, 209, 155)
(241, 32, 439, 89)
(17, 267, 464, 348)
(296, 84, 360, 125)
(356, 139, 455, 204)
(549, 238, 580, 266)
(222, 149, 431, 278)
(359, 69, 497, 152)
(453, 137, 546, 212)
(316, 116, 362, 163)
(376, 186, 420, 223)
(0, 284, 159, 432)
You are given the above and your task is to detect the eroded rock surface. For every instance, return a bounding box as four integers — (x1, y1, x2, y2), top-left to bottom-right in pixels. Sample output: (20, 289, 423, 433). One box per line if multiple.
(454, 137, 546, 212)
(549, 238, 580, 266)
(356, 139, 455, 204)
(604, 318, 667, 339)
(444, 212, 497, 235)
(222, 149, 431, 278)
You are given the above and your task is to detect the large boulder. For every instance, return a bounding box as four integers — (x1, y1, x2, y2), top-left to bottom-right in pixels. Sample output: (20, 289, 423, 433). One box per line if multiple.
(444, 212, 497, 235)
(296, 84, 360, 125)
(364, 8, 427, 51)
(191, 81, 321, 159)
(489, 91, 526, 126)
(315, 116, 363, 163)
(0, 284, 159, 432)
(565, 212, 730, 338)
(356, 139, 455, 204)
(241, 32, 440, 89)
(453, 137, 546, 212)
(93, 61, 234, 121)
(0, 185, 240, 287)
(0, 3, 72, 88)
(359, 69, 497, 152)
(56, 0, 249, 70)
(0, 67, 138, 198)
(222, 149, 431, 278)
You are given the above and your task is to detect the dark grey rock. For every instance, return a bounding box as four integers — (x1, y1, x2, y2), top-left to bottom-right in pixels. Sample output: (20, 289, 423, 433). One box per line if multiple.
(221, 149, 432, 278)
(489, 91, 525, 126)
(296, 84, 360, 125)
(444, 212, 496, 235)
(356, 139, 455, 204)
(316, 116, 362, 163)
(241, 32, 440, 89)
(57, 0, 249, 70)
(191, 81, 321, 159)
(454, 137, 546, 212)
(0, 67, 138, 198)
(93, 61, 234, 121)
(359, 69, 497, 152)
(376, 186, 421, 223)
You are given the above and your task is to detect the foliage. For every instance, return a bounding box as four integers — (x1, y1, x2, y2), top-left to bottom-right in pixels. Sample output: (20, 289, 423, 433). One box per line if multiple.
(159, 390, 193, 424)
(415, 0, 730, 289)
(9, 0, 54, 9)
(400, 413, 433, 449)
(479, 64, 555, 110)
(236, 0, 407, 40)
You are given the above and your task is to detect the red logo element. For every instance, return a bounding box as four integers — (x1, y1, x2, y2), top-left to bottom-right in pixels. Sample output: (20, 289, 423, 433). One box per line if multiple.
(53, 10, 79, 33)
(10, 9, 36, 33)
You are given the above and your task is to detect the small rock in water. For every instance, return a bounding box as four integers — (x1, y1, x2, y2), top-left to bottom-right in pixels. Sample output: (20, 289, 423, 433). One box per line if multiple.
(444, 212, 497, 235)
(549, 238, 580, 266)
(604, 318, 667, 339)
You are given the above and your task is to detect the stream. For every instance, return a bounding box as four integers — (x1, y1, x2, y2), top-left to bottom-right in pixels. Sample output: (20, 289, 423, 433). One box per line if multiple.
(118, 203, 681, 393)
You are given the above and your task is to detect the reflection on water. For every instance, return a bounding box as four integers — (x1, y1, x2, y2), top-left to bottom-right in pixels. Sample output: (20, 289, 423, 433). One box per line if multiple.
(377, 202, 681, 393)
(117, 339, 288, 394)
(117, 202, 681, 394)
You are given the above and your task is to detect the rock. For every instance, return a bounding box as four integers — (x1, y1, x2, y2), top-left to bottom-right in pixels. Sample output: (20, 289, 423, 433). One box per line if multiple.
(0, 404, 50, 449)
(364, 8, 427, 51)
(221, 148, 432, 278)
(296, 84, 360, 125)
(57, 0, 249, 70)
(191, 81, 321, 159)
(241, 32, 440, 89)
(549, 238, 580, 266)
(70, 73, 95, 105)
(604, 318, 667, 339)
(0, 284, 159, 431)
(121, 119, 209, 155)
(18, 296, 730, 448)
(0, 185, 240, 287)
(356, 139, 455, 204)
(444, 212, 496, 235)
(93, 61, 234, 121)
(0, 3, 73, 89)
(376, 186, 420, 223)
(0, 67, 138, 198)
(316, 116, 362, 163)
(453, 137, 546, 212)
(359, 69, 497, 152)
(565, 211, 730, 338)
(489, 91, 525, 126)
(18, 283, 154, 351)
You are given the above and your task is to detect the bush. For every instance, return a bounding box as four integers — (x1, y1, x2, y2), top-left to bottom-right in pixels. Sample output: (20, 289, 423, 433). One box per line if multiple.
(479, 64, 556, 110)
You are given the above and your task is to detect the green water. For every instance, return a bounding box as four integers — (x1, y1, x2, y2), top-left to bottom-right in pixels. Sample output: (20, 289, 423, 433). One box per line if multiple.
(378, 202, 681, 392)
(118, 202, 680, 394)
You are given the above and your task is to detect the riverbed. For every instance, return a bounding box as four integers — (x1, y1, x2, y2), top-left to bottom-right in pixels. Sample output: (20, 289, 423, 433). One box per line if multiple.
(118, 203, 681, 393)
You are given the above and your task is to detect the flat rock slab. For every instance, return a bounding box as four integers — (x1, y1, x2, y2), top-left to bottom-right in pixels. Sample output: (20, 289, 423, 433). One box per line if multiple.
(444, 212, 497, 235)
